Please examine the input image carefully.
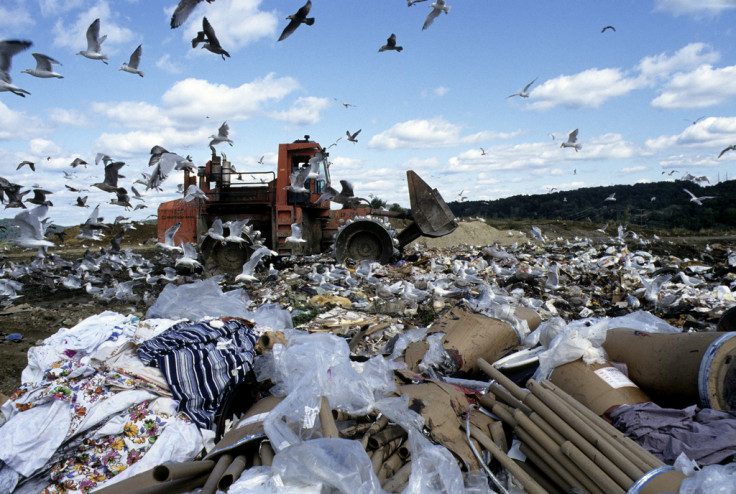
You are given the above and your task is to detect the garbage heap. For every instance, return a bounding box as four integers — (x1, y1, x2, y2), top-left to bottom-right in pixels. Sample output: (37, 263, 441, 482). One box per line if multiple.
(1, 230, 736, 493)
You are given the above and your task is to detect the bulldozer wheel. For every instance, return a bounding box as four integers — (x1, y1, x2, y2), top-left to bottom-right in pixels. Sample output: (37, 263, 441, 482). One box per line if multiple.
(200, 228, 262, 274)
(333, 217, 397, 265)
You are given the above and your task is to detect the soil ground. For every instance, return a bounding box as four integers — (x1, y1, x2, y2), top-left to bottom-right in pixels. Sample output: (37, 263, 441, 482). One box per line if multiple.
(1, 219, 734, 397)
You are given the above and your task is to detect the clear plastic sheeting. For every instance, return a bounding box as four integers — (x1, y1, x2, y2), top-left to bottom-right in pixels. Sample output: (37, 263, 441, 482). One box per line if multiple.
(679, 462, 736, 494)
(532, 317, 610, 381)
(145, 278, 251, 321)
(271, 438, 384, 494)
(608, 310, 682, 333)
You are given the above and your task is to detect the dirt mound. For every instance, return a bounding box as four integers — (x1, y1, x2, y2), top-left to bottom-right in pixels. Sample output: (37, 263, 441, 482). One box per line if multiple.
(411, 220, 524, 249)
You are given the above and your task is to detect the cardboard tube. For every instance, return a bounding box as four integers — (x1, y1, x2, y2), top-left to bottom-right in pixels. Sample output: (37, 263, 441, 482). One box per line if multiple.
(381, 460, 411, 493)
(217, 455, 248, 491)
(251, 450, 262, 467)
(629, 466, 686, 494)
(466, 423, 547, 494)
(489, 420, 508, 453)
(490, 402, 517, 427)
(320, 396, 340, 438)
(338, 421, 372, 438)
(478, 357, 529, 402)
(259, 440, 275, 466)
(527, 380, 645, 484)
(529, 411, 565, 445)
(200, 454, 232, 494)
(367, 424, 407, 450)
(126, 473, 210, 494)
(489, 382, 533, 415)
(361, 415, 389, 449)
(152, 460, 215, 482)
(541, 379, 663, 470)
(513, 424, 596, 494)
(519, 443, 571, 493)
(377, 449, 405, 483)
(478, 392, 497, 410)
(560, 440, 627, 494)
(514, 458, 566, 494)
(372, 437, 404, 475)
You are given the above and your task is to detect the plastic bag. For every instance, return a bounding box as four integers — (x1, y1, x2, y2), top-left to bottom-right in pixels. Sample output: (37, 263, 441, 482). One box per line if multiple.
(146, 278, 252, 321)
(272, 438, 384, 494)
(533, 317, 609, 381)
(679, 462, 736, 494)
(608, 310, 681, 334)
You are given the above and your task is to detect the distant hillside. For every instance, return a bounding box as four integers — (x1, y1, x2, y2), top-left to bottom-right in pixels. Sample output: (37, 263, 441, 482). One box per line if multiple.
(448, 179, 736, 232)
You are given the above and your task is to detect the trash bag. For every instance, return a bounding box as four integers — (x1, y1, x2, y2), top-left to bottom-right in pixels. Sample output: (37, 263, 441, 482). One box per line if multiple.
(679, 462, 736, 494)
(146, 278, 251, 321)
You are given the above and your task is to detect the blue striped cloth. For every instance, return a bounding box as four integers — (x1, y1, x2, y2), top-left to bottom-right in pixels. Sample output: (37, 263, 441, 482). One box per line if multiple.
(137, 318, 258, 428)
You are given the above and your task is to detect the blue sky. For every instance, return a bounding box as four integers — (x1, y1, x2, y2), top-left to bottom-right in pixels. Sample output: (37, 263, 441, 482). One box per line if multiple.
(2, 0, 736, 225)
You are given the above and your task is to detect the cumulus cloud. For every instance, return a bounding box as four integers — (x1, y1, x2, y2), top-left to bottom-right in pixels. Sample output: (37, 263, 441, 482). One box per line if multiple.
(269, 96, 332, 127)
(39, 0, 87, 17)
(162, 74, 299, 121)
(645, 116, 736, 150)
(0, 102, 48, 140)
(621, 166, 648, 173)
(51, 1, 138, 53)
(654, 0, 736, 16)
(180, 0, 278, 52)
(91, 101, 177, 129)
(637, 43, 719, 79)
(156, 53, 183, 74)
(528, 68, 645, 110)
(0, 1, 34, 31)
(368, 117, 518, 150)
(47, 108, 92, 127)
(93, 127, 208, 156)
(651, 64, 736, 108)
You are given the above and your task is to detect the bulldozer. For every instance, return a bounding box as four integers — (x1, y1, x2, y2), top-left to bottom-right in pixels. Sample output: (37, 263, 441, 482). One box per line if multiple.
(157, 136, 458, 271)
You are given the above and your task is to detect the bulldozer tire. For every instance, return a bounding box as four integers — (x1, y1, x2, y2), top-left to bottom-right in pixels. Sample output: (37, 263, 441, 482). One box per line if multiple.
(333, 217, 398, 265)
(200, 228, 263, 274)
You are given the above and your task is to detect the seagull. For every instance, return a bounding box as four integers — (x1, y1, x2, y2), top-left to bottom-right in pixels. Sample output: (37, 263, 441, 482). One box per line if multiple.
(157, 222, 183, 252)
(560, 128, 582, 152)
(284, 165, 311, 193)
(683, 188, 716, 206)
(78, 204, 109, 240)
(204, 218, 226, 244)
(0, 39, 32, 97)
(209, 121, 233, 149)
(379, 34, 403, 52)
(11, 205, 55, 254)
(684, 116, 706, 126)
(175, 242, 202, 271)
(596, 223, 609, 234)
(93, 161, 125, 193)
(257, 155, 265, 165)
(604, 193, 616, 202)
(224, 219, 250, 244)
(95, 152, 113, 166)
(70, 157, 88, 168)
(22, 53, 63, 78)
(77, 18, 108, 64)
(346, 129, 361, 143)
(171, 0, 215, 29)
(28, 189, 52, 206)
(316, 180, 364, 208)
(507, 78, 536, 98)
(119, 44, 143, 77)
(480, 148, 487, 155)
(235, 245, 276, 282)
(285, 222, 307, 243)
(601, 25, 616, 33)
(110, 188, 132, 209)
(407, 0, 428, 5)
(17, 161, 35, 171)
(192, 17, 230, 59)
(422, 0, 451, 30)
(184, 184, 208, 202)
(278, 1, 315, 42)
(717, 144, 736, 159)
(75, 196, 89, 208)
(131, 185, 145, 201)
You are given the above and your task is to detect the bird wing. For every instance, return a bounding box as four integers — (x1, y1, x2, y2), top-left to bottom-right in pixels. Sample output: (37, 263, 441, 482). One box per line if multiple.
(104, 162, 125, 187)
(164, 221, 181, 244)
(523, 78, 537, 92)
(86, 18, 103, 51)
(171, 0, 204, 28)
(296, 0, 312, 17)
(316, 185, 337, 203)
(0, 40, 32, 81)
(717, 145, 735, 158)
(422, 7, 442, 30)
(682, 188, 697, 200)
(128, 44, 142, 68)
(567, 128, 579, 143)
(32, 53, 60, 71)
(387, 34, 397, 47)
(278, 18, 300, 41)
(339, 180, 355, 197)
(217, 121, 229, 138)
(202, 17, 221, 46)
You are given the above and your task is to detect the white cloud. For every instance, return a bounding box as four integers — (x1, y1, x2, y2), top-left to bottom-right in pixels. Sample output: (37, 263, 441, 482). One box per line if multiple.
(621, 166, 648, 173)
(91, 101, 176, 129)
(0, 1, 34, 31)
(645, 116, 736, 150)
(47, 108, 92, 127)
(368, 117, 517, 150)
(269, 96, 332, 127)
(29, 138, 62, 158)
(654, 0, 736, 16)
(651, 64, 736, 108)
(51, 1, 138, 53)
(421, 86, 450, 98)
(39, 0, 86, 17)
(93, 127, 207, 156)
(156, 53, 183, 74)
(180, 0, 278, 51)
(528, 68, 645, 110)
(161, 74, 300, 121)
(0, 102, 47, 140)
(637, 43, 719, 79)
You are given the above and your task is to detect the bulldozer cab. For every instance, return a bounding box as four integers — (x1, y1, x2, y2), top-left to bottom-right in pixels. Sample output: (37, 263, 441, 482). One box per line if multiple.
(286, 150, 329, 205)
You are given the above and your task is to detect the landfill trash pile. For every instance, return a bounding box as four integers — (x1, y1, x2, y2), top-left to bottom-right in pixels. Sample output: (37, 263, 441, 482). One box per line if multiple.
(0, 222, 735, 493)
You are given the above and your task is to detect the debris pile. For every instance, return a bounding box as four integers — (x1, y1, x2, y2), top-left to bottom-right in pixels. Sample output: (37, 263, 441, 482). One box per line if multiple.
(0, 221, 735, 493)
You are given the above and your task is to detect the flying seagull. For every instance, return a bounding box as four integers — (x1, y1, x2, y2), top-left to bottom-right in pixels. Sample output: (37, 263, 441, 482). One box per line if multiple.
(560, 128, 582, 152)
(192, 17, 230, 59)
(507, 78, 537, 98)
(683, 188, 716, 206)
(119, 44, 143, 77)
(77, 18, 108, 64)
(22, 53, 63, 78)
(601, 25, 616, 33)
(717, 144, 736, 159)
(209, 121, 233, 150)
(70, 157, 88, 168)
(684, 116, 706, 126)
(284, 165, 311, 193)
(285, 222, 307, 244)
(604, 193, 616, 202)
(235, 245, 276, 282)
(346, 129, 361, 143)
(422, 0, 451, 30)
(92, 161, 125, 193)
(278, 1, 314, 42)
(379, 34, 403, 52)
(407, 0, 428, 5)
(11, 205, 54, 254)
(171, 0, 215, 29)
(28, 189, 52, 206)
(0, 39, 33, 97)
(17, 161, 35, 171)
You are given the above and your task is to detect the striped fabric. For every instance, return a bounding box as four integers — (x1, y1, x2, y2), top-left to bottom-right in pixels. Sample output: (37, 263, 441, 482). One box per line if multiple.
(137, 318, 258, 428)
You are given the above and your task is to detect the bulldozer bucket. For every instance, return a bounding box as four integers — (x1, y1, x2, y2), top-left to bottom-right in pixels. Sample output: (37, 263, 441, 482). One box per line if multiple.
(405, 170, 458, 238)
